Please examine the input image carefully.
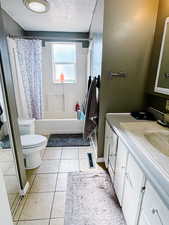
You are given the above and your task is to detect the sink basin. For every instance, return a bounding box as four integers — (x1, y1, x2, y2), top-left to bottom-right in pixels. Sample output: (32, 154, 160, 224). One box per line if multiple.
(144, 131, 169, 157)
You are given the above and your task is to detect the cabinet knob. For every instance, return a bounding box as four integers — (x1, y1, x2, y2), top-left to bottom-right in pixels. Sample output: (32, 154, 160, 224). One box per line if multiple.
(152, 208, 157, 214)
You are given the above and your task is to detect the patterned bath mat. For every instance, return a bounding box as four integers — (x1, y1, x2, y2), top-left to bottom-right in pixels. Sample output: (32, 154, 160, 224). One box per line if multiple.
(65, 171, 126, 225)
(47, 133, 90, 147)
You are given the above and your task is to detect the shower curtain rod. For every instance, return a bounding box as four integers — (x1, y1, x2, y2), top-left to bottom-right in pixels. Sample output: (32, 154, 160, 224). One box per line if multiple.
(8, 34, 91, 41)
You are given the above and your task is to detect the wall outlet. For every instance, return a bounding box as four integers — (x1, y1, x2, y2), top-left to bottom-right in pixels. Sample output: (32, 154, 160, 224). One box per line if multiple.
(166, 100, 169, 112)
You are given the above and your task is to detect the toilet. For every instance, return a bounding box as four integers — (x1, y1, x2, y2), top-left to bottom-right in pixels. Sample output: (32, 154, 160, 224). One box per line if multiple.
(21, 135, 47, 169)
(4, 119, 47, 169)
(19, 119, 47, 169)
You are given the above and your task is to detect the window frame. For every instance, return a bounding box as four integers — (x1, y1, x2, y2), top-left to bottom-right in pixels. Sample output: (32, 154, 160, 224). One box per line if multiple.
(51, 42, 77, 84)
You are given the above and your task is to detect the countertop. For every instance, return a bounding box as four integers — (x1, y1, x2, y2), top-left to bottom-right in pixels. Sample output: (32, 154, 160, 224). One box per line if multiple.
(106, 113, 169, 209)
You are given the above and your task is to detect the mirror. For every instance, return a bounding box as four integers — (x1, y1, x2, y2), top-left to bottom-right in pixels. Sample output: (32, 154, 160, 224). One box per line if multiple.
(155, 17, 169, 94)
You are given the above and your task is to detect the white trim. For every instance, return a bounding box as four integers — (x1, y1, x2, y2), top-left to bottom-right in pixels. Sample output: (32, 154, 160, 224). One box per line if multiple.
(155, 87, 169, 95)
(154, 17, 169, 95)
(96, 157, 105, 163)
(19, 182, 30, 196)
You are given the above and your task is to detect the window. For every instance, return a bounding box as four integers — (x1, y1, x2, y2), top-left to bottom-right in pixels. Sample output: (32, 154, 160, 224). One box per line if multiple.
(52, 43, 76, 84)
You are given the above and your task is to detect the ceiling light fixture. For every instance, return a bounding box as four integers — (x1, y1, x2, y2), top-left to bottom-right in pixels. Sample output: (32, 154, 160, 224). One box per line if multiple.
(24, 0, 49, 14)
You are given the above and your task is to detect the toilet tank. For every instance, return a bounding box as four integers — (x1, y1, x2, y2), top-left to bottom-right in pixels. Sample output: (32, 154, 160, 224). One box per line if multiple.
(19, 119, 35, 135)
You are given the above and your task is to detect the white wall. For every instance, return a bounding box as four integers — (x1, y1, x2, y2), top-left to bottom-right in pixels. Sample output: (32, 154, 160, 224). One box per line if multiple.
(42, 42, 88, 119)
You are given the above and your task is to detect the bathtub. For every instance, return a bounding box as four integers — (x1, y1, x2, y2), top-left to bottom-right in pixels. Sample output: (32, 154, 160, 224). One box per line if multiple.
(35, 119, 84, 135)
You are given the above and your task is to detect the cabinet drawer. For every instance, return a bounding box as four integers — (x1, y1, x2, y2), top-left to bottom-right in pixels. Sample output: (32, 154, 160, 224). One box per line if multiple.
(139, 181, 169, 225)
(122, 154, 145, 225)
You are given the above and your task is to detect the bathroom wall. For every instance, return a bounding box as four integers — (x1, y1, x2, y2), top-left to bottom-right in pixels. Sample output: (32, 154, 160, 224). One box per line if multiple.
(1, 9, 24, 36)
(89, 0, 104, 77)
(146, 0, 169, 112)
(0, 9, 24, 120)
(91, 0, 159, 157)
(0, 5, 27, 190)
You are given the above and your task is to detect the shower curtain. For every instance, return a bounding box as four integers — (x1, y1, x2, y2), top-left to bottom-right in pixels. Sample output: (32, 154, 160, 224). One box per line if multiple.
(7, 37, 29, 119)
(7, 38, 43, 119)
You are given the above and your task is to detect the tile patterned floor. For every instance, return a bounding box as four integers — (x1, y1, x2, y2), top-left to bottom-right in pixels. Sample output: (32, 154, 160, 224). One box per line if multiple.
(13, 145, 100, 225)
(0, 148, 20, 211)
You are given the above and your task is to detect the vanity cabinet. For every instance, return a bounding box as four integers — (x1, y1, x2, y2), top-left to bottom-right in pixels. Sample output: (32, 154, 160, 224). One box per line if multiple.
(104, 122, 118, 180)
(114, 138, 128, 205)
(138, 181, 169, 225)
(104, 119, 169, 225)
(122, 154, 145, 225)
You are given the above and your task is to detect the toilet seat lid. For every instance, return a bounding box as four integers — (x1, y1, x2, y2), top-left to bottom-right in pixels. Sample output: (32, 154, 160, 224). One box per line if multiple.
(21, 135, 47, 149)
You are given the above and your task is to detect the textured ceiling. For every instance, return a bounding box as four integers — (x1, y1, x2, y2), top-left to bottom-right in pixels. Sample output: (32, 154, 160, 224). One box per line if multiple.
(1, 0, 97, 32)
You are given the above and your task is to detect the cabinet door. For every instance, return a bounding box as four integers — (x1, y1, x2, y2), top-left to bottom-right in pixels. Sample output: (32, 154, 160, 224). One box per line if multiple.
(138, 181, 169, 225)
(104, 122, 111, 168)
(122, 154, 145, 225)
(108, 129, 118, 172)
(114, 139, 128, 206)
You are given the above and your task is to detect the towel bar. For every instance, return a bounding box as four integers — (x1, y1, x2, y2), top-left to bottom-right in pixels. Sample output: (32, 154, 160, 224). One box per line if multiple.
(109, 72, 127, 78)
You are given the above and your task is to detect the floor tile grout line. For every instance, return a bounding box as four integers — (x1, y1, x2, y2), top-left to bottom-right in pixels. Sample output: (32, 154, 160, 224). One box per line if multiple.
(48, 148, 63, 225)
(28, 173, 37, 194)
(17, 217, 64, 222)
(15, 193, 29, 222)
(28, 190, 66, 194)
(15, 172, 37, 222)
(15, 146, 93, 223)
(11, 193, 19, 213)
(16, 184, 57, 223)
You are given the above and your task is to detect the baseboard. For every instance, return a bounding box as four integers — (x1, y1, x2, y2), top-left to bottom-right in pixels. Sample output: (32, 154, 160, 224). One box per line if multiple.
(96, 157, 105, 163)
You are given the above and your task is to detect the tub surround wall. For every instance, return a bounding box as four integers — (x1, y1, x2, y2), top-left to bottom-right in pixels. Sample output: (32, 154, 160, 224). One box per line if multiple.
(42, 42, 88, 119)
(35, 119, 84, 135)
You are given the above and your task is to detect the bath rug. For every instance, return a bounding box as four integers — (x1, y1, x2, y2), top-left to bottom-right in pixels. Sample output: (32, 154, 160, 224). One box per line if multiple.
(64, 171, 126, 225)
(47, 133, 90, 147)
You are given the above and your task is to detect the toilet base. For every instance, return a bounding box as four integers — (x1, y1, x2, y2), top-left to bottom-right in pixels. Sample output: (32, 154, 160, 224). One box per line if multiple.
(22, 139, 47, 170)
(23, 150, 42, 169)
